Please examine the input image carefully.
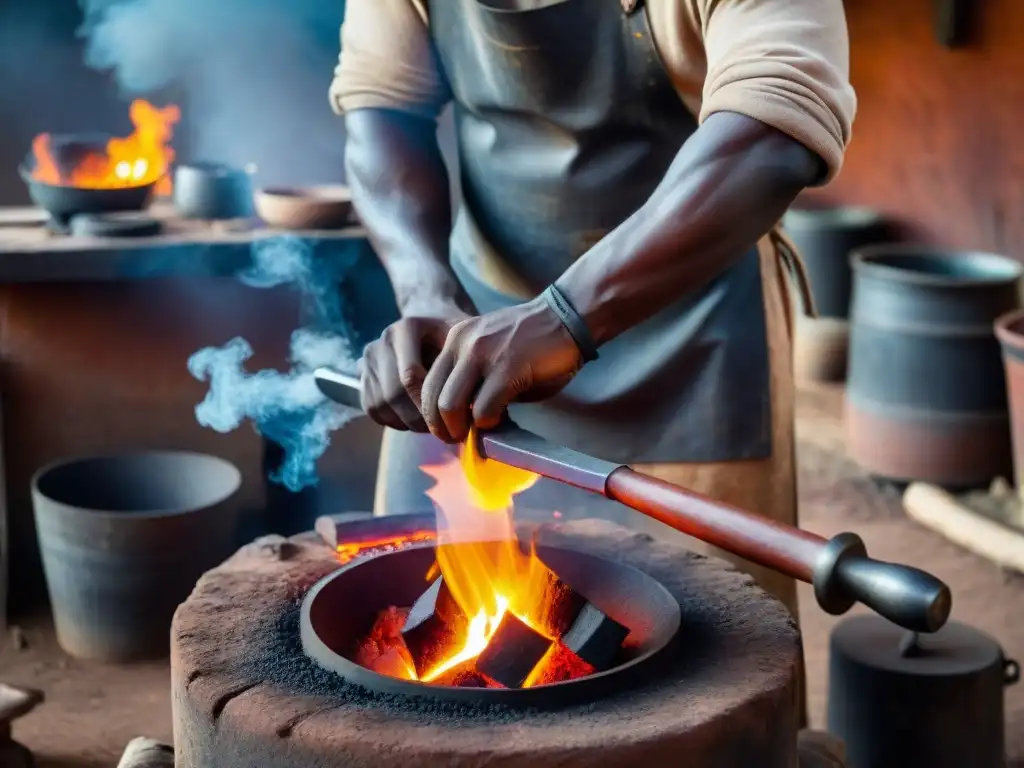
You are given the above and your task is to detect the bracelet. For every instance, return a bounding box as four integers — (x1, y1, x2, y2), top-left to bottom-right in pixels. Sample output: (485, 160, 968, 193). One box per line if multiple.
(541, 284, 600, 363)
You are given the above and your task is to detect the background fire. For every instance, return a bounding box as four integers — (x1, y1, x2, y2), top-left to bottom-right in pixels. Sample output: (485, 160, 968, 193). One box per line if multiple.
(30, 99, 179, 194)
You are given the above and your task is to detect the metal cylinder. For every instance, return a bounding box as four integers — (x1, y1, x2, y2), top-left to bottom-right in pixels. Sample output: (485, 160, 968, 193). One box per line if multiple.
(32, 451, 241, 661)
(846, 245, 1021, 486)
(828, 615, 1018, 768)
(782, 207, 890, 320)
(173, 161, 254, 220)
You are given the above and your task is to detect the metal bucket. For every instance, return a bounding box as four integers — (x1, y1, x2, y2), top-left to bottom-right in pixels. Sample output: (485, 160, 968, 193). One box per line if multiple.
(173, 161, 254, 220)
(783, 207, 891, 385)
(32, 451, 241, 661)
(846, 245, 1021, 486)
(783, 206, 890, 320)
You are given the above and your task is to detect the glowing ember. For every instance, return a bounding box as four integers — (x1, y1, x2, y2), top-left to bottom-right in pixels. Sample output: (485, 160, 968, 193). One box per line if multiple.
(335, 531, 436, 565)
(422, 597, 508, 682)
(31, 100, 180, 195)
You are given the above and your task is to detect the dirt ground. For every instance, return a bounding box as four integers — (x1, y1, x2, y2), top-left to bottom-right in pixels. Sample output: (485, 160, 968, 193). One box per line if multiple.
(3, 384, 1024, 767)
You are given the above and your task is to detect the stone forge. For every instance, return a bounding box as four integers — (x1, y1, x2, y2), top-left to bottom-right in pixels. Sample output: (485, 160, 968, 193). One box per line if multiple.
(170, 518, 804, 768)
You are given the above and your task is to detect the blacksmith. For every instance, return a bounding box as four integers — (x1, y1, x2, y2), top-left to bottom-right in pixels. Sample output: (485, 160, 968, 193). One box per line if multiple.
(330, 0, 854, 657)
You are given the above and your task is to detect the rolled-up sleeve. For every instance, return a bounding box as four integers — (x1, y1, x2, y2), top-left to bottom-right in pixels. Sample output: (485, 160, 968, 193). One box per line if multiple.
(329, 0, 450, 119)
(697, 0, 856, 181)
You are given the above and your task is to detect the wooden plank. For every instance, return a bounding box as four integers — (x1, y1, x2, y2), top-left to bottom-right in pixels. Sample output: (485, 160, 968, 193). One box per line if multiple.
(116, 737, 174, 768)
(903, 482, 1024, 572)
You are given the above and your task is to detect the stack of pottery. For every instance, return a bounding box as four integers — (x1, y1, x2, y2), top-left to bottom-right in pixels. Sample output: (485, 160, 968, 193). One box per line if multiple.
(845, 247, 1021, 487)
(782, 207, 890, 383)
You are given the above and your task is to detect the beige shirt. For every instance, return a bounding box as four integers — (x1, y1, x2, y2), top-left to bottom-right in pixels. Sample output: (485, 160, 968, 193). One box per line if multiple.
(330, 0, 856, 179)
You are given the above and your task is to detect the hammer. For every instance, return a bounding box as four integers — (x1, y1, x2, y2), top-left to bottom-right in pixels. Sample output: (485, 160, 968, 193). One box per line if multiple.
(314, 367, 951, 634)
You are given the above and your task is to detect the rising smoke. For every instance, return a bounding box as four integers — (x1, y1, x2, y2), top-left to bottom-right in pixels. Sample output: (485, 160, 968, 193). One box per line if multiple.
(188, 236, 360, 492)
(75, 0, 365, 488)
(76, 0, 346, 185)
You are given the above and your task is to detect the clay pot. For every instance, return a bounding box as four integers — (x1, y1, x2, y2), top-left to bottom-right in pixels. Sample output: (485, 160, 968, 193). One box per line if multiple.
(784, 207, 890, 385)
(253, 185, 353, 230)
(994, 309, 1024, 490)
(845, 245, 1021, 487)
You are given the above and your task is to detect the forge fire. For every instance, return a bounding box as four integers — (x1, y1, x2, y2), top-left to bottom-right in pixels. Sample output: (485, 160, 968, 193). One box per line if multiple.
(349, 430, 630, 690)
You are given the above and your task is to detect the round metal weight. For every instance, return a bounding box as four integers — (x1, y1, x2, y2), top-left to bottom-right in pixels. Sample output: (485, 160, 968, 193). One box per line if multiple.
(827, 614, 1019, 768)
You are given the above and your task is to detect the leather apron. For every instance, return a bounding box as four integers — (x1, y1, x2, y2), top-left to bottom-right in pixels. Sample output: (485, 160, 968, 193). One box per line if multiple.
(372, 0, 815, 626)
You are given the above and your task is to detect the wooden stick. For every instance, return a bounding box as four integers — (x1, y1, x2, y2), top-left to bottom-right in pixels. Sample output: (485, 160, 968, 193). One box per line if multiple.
(117, 737, 174, 768)
(903, 482, 1024, 572)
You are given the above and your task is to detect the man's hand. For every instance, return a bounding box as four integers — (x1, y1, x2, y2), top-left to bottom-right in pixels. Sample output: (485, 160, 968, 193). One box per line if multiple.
(360, 305, 470, 432)
(419, 297, 583, 443)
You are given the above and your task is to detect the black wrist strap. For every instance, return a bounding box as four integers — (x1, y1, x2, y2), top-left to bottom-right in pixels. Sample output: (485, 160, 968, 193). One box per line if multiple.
(542, 284, 600, 363)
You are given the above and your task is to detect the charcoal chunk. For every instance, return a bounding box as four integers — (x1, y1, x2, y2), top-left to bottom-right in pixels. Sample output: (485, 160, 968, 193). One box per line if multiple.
(404, 577, 465, 633)
(529, 569, 588, 638)
(432, 660, 492, 689)
(526, 643, 597, 687)
(401, 577, 468, 677)
(475, 612, 553, 689)
(559, 602, 630, 671)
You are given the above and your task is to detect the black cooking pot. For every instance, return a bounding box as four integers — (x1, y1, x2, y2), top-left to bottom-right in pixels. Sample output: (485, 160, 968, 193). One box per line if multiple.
(20, 133, 157, 227)
(173, 161, 253, 220)
(828, 615, 1019, 768)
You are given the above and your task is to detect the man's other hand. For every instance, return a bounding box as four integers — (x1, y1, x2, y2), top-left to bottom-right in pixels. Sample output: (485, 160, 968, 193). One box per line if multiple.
(360, 307, 470, 432)
(420, 297, 583, 443)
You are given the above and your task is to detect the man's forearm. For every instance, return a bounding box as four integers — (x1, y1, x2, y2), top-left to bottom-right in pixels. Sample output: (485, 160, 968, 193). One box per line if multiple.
(344, 108, 471, 316)
(557, 112, 824, 345)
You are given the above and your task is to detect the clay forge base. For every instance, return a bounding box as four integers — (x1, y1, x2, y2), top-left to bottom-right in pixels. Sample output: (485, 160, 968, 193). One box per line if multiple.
(171, 520, 802, 768)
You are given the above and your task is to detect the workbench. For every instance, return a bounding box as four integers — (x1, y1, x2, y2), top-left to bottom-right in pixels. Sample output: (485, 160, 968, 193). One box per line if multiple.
(0, 204, 397, 619)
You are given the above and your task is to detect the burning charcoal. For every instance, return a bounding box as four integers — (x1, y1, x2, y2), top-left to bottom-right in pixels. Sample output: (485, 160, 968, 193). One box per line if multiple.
(401, 577, 469, 677)
(430, 659, 491, 688)
(528, 568, 588, 638)
(525, 643, 597, 687)
(559, 602, 630, 671)
(355, 607, 415, 680)
(475, 612, 553, 689)
(370, 647, 417, 681)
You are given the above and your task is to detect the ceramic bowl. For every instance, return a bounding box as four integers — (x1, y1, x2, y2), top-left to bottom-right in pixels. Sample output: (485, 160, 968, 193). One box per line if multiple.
(253, 185, 354, 230)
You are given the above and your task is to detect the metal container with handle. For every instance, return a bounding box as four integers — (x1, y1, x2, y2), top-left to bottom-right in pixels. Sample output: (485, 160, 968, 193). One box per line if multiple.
(828, 615, 1018, 767)
(314, 366, 952, 634)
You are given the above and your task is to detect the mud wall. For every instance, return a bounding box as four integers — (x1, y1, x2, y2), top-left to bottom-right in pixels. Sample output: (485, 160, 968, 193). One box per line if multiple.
(805, 0, 1024, 258)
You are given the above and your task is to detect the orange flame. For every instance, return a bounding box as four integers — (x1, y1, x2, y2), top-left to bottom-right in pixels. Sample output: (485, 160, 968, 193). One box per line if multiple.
(335, 531, 436, 565)
(415, 428, 566, 683)
(31, 100, 180, 195)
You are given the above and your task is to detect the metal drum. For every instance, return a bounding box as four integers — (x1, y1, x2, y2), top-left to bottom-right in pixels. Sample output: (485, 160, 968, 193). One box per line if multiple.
(845, 245, 1021, 487)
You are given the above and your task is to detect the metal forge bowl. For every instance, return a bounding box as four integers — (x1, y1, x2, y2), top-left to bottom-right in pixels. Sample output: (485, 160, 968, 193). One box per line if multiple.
(301, 542, 682, 709)
(20, 134, 158, 229)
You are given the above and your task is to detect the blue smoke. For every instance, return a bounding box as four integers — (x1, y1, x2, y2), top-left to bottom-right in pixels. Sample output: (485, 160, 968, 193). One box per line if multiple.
(75, 0, 365, 489)
(188, 237, 360, 491)
(75, 0, 346, 185)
